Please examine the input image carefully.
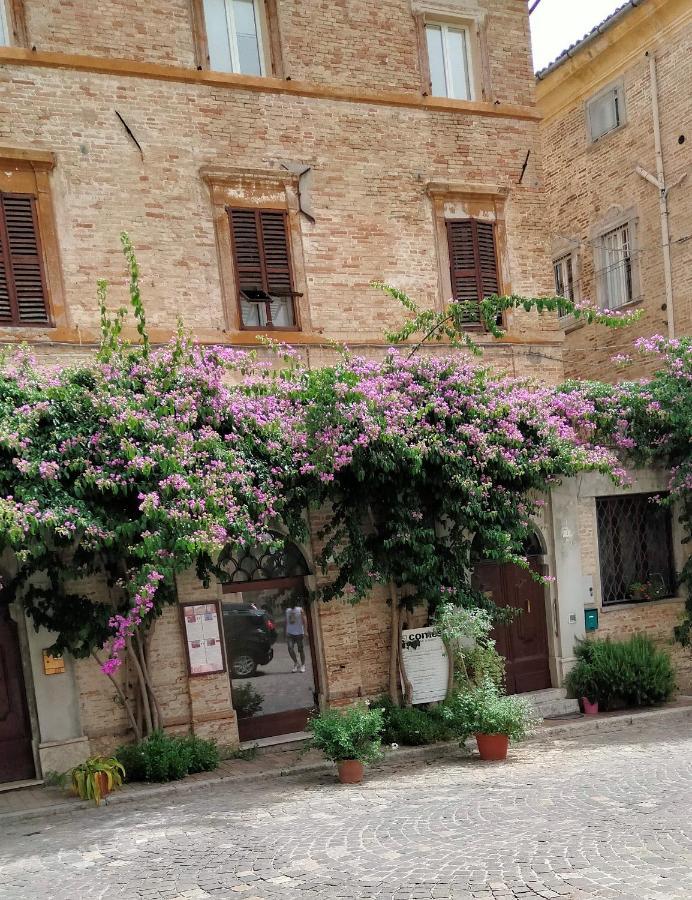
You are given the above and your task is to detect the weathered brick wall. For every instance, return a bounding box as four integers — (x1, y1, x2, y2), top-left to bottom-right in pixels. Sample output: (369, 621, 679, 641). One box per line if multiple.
(537, 0, 692, 382)
(24, 0, 197, 66)
(0, 71, 554, 350)
(20, 0, 535, 102)
(1, 0, 571, 759)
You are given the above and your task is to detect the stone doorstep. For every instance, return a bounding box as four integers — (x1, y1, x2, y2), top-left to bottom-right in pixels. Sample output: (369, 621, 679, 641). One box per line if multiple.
(1, 700, 691, 825)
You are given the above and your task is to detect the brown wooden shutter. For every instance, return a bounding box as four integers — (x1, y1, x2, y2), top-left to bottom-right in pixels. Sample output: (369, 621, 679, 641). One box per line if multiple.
(227, 208, 294, 295)
(0, 193, 50, 326)
(227, 207, 296, 327)
(446, 219, 500, 326)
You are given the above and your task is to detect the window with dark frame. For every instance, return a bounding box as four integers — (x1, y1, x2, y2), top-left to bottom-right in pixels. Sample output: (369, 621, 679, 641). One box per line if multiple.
(227, 207, 298, 329)
(596, 493, 676, 606)
(0, 191, 50, 326)
(446, 218, 500, 326)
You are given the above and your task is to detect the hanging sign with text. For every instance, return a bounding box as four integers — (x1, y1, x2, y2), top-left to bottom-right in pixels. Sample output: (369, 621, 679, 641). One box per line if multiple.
(400, 626, 448, 705)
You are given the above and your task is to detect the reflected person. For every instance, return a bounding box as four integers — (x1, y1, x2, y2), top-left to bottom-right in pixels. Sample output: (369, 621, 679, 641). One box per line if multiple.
(286, 603, 308, 673)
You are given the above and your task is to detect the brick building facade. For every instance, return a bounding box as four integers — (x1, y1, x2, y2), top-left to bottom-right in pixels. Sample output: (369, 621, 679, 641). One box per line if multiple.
(536, 0, 691, 381)
(0, 0, 689, 784)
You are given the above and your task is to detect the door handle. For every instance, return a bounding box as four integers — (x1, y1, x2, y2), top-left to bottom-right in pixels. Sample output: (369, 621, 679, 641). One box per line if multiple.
(527, 599, 531, 614)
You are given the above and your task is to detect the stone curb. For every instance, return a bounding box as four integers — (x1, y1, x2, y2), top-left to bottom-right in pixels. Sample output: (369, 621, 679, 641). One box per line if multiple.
(2, 702, 690, 825)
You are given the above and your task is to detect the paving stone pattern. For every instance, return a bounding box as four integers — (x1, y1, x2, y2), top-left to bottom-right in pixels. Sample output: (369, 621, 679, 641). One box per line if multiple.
(1, 722, 691, 900)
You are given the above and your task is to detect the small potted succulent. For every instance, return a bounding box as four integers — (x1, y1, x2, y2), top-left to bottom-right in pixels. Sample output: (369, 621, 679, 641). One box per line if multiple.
(307, 702, 384, 784)
(449, 679, 540, 761)
(71, 756, 125, 806)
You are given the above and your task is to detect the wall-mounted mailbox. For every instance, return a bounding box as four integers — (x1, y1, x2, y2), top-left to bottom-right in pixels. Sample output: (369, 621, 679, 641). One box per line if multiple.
(585, 608, 599, 632)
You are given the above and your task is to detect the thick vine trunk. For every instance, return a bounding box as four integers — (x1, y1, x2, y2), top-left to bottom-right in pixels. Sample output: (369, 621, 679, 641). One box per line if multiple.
(397, 612, 413, 707)
(127, 635, 154, 735)
(388, 584, 400, 703)
(143, 620, 164, 730)
(92, 650, 142, 741)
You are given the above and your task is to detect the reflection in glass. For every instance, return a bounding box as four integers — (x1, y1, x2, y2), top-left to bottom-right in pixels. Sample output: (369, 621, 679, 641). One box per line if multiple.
(223, 586, 316, 732)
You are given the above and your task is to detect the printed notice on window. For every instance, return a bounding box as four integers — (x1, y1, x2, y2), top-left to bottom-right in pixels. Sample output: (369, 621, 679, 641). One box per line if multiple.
(400, 626, 449, 705)
(183, 603, 225, 675)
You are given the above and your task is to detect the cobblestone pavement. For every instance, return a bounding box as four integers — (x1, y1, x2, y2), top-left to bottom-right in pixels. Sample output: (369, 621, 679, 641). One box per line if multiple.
(1, 722, 691, 900)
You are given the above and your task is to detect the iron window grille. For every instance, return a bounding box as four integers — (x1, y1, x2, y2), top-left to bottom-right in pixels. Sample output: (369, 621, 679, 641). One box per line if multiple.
(596, 493, 675, 606)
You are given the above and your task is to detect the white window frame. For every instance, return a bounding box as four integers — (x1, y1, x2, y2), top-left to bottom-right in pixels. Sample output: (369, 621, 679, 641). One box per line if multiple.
(553, 251, 578, 324)
(553, 253, 574, 301)
(425, 22, 474, 101)
(0, 0, 10, 46)
(205, 0, 267, 76)
(598, 223, 634, 310)
(587, 82, 625, 143)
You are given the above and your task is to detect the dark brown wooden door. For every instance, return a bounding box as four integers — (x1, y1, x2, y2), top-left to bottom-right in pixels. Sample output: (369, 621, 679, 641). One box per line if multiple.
(0, 607, 35, 782)
(473, 558, 551, 695)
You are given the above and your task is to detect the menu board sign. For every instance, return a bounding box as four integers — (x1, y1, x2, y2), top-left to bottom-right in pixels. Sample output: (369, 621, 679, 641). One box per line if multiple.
(181, 602, 225, 676)
(400, 626, 449, 705)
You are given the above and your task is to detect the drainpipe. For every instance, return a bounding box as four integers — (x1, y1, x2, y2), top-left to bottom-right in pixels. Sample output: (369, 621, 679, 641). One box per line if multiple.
(636, 53, 675, 339)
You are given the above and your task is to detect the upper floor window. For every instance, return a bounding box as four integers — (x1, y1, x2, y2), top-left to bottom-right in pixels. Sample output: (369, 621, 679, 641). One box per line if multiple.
(446, 219, 499, 326)
(203, 0, 266, 75)
(597, 493, 675, 606)
(0, 1, 9, 45)
(599, 223, 633, 310)
(0, 192, 50, 326)
(587, 84, 624, 142)
(553, 253, 574, 301)
(227, 207, 298, 329)
(425, 23, 473, 100)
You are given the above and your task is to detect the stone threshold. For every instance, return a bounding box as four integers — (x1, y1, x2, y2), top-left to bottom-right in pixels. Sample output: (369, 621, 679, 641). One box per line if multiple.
(1, 699, 691, 824)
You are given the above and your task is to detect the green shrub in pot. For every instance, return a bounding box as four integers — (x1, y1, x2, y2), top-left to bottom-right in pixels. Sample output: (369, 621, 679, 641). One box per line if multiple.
(566, 636, 675, 710)
(307, 702, 384, 764)
(444, 679, 540, 743)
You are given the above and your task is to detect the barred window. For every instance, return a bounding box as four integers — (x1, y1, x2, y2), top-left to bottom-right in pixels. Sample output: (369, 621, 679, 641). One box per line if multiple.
(596, 493, 675, 606)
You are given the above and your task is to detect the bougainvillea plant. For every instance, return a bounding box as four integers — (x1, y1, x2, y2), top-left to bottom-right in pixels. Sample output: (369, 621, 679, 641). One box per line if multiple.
(2, 237, 683, 736)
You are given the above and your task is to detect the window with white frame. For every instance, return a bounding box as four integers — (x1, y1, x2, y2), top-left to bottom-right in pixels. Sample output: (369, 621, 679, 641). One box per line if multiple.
(425, 23, 473, 100)
(553, 253, 574, 301)
(203, 0, 265, 75)
(587, 84, 624, 141)
(553, 252, 576, 322)
(0, 1, 10, 45)
(599, 224, 633, 310)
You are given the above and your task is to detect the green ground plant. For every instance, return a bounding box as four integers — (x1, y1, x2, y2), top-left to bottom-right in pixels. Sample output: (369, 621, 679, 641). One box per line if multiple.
(116, 731, 219, 783)
(565, 635, 675, 710)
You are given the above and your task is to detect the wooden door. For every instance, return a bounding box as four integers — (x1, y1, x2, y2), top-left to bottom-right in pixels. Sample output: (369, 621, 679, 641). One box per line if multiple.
(0, 607, 35, 783)
(474, 558, 551, 695)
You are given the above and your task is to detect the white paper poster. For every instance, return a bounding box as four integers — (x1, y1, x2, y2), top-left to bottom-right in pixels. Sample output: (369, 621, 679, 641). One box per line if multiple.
(400, 626, 448, 705)
(184, 603, 224, 675)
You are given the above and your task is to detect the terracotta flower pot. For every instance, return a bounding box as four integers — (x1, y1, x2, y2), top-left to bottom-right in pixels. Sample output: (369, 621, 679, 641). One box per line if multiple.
(582, 697, 599, 716)
(475, 733, 509, 761)
(337, 759, 364, 784)
(95, 771, 111, 799)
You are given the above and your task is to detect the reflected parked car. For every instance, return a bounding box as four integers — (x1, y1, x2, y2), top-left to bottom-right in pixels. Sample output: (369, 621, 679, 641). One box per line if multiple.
(222, 603, 277, 677)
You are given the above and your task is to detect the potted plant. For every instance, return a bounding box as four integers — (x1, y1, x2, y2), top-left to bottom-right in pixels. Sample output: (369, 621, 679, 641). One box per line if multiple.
(628, 580, 653, 602)
(71, 756, 125, 806)
(448, 679, 540, 761)
(307, 702, 384, 783)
